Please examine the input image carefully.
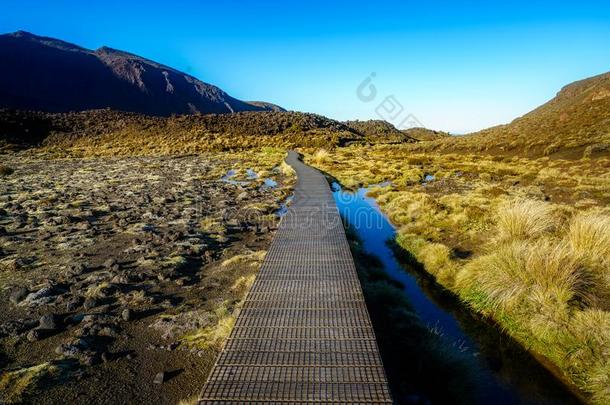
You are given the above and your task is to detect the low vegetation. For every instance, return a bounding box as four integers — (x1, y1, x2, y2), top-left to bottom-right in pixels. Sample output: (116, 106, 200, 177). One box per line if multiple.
(0, 362, 58, 404)
(0, 147, 294, 403)
(402, 127, 450, 141)
(0, 165, 14, 176)
(307, 144, 610, 403)
(0, 109, 364, 156)
(344, 119, 416, 143)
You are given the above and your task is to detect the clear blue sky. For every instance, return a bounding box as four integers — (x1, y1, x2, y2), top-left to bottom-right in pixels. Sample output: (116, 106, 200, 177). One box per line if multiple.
(2, 1, 609, 133)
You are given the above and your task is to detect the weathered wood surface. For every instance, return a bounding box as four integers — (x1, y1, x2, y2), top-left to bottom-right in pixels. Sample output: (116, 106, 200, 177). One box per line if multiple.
(198, 151, 392, 404)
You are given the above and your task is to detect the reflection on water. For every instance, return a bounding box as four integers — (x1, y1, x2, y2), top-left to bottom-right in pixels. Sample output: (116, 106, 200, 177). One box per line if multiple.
(332, 183, 580, 405)
(221, 169, 278, 190)
(263, 178, 278, 188)
(246, 168, 259, 179)
(276, 194, 293, 217)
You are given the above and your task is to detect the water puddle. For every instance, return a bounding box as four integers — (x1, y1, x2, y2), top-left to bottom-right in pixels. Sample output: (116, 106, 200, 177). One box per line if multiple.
(221, 169, 249, 186)
(221, 169, 277, 190)
(262, 178, 278, 189)
(276, 194, 293, 217)
(246, 168, 259, 179)
(422, 174, 435, 184)
(332, 183, 580, 405)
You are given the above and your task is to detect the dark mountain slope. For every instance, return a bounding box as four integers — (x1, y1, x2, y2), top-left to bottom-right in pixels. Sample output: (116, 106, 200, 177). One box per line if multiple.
(0, 31, 279, 116)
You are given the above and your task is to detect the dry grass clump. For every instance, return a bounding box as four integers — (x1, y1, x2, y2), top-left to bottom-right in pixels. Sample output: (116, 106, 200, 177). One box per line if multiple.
(280, 160, 296, 177)
(312, 149, 331, 165)
(495, 199, 554, 241)
(177, 396, 199, 405)
(0, 362, 56, 404)
(221, 250, 266, 268)
(182, 301, 236, 351)
(569, 213, 610, 262)
(183, 248, 267, 351)
(457, 239, 590, 313)
(308, 145, 610, 402)
(199, 217, 226, 235)
(446, 202, 609, 403)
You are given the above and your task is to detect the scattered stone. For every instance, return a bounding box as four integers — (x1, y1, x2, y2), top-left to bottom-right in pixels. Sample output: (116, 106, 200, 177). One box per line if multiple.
(101, 352, 110, 363)
(38, 314, 58, 330)
(27, 329, 43, 342)
(0, 319, 37, 338)
(83, 355, 97, 366)
(67, 263, 87, 276)
(9, 287, 29, 305)
(153, 371, 166, 384)
(121, 308, 133, 322)
(103, 258, 117, 269)
(66, 298, 81, 312)
(83, 298, 98, 310)
(19, 286, 54, 307)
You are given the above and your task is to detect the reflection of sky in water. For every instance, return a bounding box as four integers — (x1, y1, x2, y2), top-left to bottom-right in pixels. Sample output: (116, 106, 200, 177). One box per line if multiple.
(221, 169, 277, 189)
(263, 178, 278, 188)
(246, 168, 259, 179)
(332, 182, 523, 404)
(276, 194, 293, 217)
(423, 174, 435, 183)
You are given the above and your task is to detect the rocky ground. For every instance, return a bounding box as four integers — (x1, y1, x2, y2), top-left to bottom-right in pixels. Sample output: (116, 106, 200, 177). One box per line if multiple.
(0, 153, 293, 404)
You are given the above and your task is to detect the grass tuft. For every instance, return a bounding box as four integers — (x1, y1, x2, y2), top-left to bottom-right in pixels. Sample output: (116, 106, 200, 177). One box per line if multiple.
(0, 362, 56, 404)
(496, 199, 554, 241)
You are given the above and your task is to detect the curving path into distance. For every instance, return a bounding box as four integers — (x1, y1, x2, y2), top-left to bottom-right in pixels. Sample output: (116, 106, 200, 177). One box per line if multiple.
(198, 151, 393, 404)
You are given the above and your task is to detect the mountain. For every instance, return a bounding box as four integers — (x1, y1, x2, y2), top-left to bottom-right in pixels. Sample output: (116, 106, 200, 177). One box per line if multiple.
(344, 119, 416, 143)
(411, 71, 610, 158)
(245, 101, 286, 112)
(0, 31, 282, 116)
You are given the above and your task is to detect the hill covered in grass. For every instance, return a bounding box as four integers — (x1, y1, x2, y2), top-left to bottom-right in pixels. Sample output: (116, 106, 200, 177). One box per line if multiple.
(0, 109, 362, 155)
(410, 71, 610, 159)
(402, 127, 450, 141)
(344, 119, 417, 143)
(0, 31, 280, 116)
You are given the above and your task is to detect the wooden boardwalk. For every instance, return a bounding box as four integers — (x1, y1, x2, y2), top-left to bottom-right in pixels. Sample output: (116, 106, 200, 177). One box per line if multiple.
(198, 151, 393, 404)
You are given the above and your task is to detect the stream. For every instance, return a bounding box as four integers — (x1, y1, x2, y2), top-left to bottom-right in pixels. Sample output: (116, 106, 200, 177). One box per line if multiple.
(332, 183, 581, 405)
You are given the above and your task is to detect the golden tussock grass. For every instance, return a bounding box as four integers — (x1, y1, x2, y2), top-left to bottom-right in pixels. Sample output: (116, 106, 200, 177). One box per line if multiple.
(495, 199, 555, 241)
(308, 145, 610, 403)
(0, 362, 56, 404)
(312, 149, 331, 165)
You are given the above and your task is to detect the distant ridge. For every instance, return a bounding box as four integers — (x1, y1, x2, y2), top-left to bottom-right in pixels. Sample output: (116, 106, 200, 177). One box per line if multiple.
(344, 119, 417, 143)
(409, 71, 610, 158)
(0, 31, 282, 116)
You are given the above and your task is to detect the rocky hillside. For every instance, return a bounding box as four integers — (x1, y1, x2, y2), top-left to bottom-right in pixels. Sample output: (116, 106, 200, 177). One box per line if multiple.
(0, 31, 281, 116)
(402, 127, 450, 141)
(344, 120, 416, 143)
(413, 71, 610, 158)
(0, 109, 361, 154)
